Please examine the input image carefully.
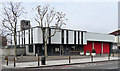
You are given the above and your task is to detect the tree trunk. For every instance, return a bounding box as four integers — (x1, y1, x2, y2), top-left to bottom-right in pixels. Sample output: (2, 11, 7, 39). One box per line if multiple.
(44, 41, 47, 57)
(14, 32, 17, 58)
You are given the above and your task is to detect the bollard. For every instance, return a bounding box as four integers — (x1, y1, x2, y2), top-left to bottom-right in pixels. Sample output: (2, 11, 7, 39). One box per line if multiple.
(41, 56, 46, 65)
(108, 53, 110, 60)
(91, 55, 93, 62)
(6, 56, 8, 66)
(113, 53, 114, 57)
(36, 54, 38, 57)
(21, 55, 23, 58)
(69, 56, 71, 63)
(38, 56, 40, 66)
(100, 52, 101, 56)
(14, 57, 16, 67)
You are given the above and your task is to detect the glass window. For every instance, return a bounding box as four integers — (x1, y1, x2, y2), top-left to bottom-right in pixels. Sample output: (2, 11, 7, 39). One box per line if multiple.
(55, 48, 60, 52)
(29, 45, 33, 53)
(71, 46, 76, 51)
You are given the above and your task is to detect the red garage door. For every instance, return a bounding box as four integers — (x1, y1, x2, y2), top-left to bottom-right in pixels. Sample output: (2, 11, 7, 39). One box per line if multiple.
(84, 42, 92, 54)
(94, 42, 101, 54)
(103, 43, 109, 54)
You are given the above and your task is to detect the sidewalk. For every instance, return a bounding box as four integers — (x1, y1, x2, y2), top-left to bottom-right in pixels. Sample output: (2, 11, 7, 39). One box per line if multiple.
(2, 54, 118, 62)
(2, 56, 119, 68)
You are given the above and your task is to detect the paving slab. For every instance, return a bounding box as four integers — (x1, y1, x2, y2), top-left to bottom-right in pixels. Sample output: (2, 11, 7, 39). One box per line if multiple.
(2, 56, 119, 68)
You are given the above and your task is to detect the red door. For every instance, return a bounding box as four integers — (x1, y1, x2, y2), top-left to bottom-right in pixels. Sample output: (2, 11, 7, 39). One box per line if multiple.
(94, 42, 101, 54)
(103, 43, 109, 54)
(84, 41, 92, 54)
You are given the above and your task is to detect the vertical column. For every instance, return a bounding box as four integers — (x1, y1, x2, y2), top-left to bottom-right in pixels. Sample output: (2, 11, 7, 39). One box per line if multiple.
(74, 31, 76, 45)
(92, 42, 94, 49)
(31, 29, 33, 44)
(24, 30, 25, 47)
(29, 29, 30, 44)
(60, 45, 62, 56)
(18, 31, 20, 45)
(22, 31, 23, 47)
(61, 30, 64, 44)
(81, 32, 83, 44)
(11, 33, 12, 47)
(78, 31, 80, 45)
(49, 28, 51, 44)
(66, 30, 68, 44)
(101, 42, 103, 54)
(0, 48, 2, 71)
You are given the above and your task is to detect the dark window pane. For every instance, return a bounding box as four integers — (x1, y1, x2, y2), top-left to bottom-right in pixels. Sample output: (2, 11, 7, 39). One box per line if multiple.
(29, 45, 33, 53)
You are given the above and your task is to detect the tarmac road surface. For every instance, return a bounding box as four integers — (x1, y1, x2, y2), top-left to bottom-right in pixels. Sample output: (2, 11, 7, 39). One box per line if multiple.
(2, 60, 120, 71)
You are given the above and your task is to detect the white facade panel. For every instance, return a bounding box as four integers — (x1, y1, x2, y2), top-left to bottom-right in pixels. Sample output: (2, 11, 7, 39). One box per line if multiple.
(17, 32, 19, 45)
(25, 30, 29, 44)
(19, 32, 22, 45)
(114, 36, 118, 43)
(11, 34, 14, 45)
(64, 30, 66, 44)
(26, 45, 35, 55)
(33, 28, 37, 43)
(68, 31, 74, 44)
(114, 36, 120, 43)
(83, 32, 87, 44)
(51, 29, 61, 44)
(30, 29, 31, 44)
(79, 32, 81, 44)
(37, 28, 43, 43)
(76, 32, 78, 44)
(19, 31, 24, 45)
(33, 28, 43, 44)
(7, 35, 12, 45)
(22, 31, 25, 45)
(86, 32, 115, 42)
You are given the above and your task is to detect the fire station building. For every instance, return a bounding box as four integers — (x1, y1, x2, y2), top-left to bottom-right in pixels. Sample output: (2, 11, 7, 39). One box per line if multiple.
(8, 26, 116, 56)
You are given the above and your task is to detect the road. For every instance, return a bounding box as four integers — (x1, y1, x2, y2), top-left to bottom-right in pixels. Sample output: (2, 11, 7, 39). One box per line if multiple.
(2, 60, 120, 71)
(35, 60, 119, 69)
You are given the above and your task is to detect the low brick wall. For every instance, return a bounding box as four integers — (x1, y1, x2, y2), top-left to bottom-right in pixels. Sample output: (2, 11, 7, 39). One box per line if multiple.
(1, 48, 26, 56)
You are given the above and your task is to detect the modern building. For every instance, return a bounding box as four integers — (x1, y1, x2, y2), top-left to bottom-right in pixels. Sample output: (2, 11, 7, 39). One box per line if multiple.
(6, 26, 116, 56)
(110, 30, 120, 53)
(20, 20, 31, 31)
(0, 36, 7, 48)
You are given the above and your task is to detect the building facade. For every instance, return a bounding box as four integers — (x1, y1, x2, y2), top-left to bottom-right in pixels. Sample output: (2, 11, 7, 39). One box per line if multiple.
(0, 36, 7, 48)
(20, 20, 31, 31)
(110, 30, 120, 53)
(7, 26, 115, 56)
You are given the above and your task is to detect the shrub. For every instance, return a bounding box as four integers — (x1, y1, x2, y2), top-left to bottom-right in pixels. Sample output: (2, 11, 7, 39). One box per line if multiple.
(80, 50, 84, 53)
(92, 49, 96, 53)
(86, 51, 90, 53)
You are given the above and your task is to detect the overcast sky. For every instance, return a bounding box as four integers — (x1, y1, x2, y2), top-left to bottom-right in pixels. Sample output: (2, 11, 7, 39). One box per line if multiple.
(0, 0, 119, 34)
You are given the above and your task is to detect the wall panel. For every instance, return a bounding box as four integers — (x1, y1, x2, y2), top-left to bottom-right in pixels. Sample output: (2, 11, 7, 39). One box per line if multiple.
(79, 32, 81, 44)
(94, 42, 102, 54)
(83, 32, 87, 44)
(68, 31, 74, 44)
(84, 41, 92, 54)
(86, 32, 115, 42)
(25, 30, 29, 44)
(51, 29, 61, 44)
(76, 31, 78, 44)
(17, 32, 19, 45)
(64, 30, 66, 44)
(33, 28, 43, 44)
(103, 42, 109, 54)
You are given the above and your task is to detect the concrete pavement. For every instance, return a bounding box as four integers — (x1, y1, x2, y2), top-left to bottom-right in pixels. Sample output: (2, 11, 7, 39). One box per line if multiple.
(3, 54, 118, 62)
(2, 56, 119, 68)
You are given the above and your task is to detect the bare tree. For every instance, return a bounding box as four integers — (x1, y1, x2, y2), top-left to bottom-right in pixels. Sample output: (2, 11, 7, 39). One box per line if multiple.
(35, 5, 67, 57)
(1, 2, 25, 58)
